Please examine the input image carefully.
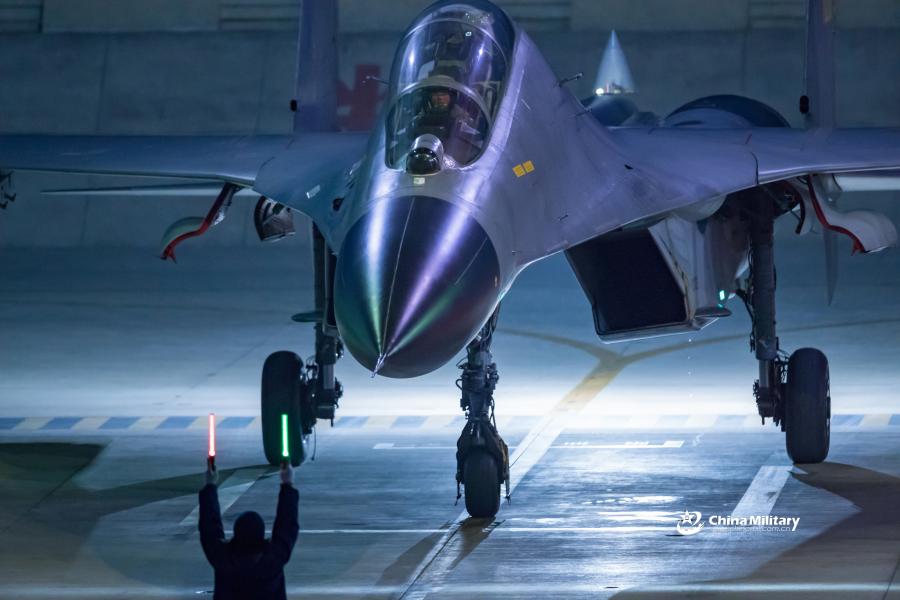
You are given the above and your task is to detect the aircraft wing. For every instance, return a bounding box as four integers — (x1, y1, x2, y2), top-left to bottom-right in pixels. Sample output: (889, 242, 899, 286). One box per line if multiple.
(554, 126, 900, 255)
(0, 133, 367, 196)
(608, 126, 900, 211)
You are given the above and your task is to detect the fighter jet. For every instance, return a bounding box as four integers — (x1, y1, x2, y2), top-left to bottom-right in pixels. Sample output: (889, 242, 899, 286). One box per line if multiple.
(2, 0, 899, 518)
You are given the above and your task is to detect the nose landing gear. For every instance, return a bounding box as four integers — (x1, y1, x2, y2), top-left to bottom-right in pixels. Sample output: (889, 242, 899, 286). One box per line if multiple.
(455, 308, 510, 518)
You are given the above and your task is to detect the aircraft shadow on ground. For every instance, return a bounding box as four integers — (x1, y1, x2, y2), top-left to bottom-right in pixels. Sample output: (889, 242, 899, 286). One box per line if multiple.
(0, 441, 271, 586)
(612, 461, 900, 597)
(378, 516, 495, 587)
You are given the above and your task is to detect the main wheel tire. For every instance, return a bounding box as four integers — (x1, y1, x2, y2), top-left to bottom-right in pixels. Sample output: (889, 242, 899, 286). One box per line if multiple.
(463, 450, 501, 518)
(261, 351, 305, 467)
(784, 347, 830, 464)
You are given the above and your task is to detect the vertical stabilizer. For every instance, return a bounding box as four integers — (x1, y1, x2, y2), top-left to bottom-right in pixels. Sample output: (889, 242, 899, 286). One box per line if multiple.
(804, 0, 836, 129)
(593, 31, 636, 96)
(293, 0, 339, 133)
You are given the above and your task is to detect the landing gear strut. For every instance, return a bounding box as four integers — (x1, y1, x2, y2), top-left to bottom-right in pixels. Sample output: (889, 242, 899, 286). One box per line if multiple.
(455, 307, 510, 518)
(744, 190, 830, 464)
(261, 224, 343, 466)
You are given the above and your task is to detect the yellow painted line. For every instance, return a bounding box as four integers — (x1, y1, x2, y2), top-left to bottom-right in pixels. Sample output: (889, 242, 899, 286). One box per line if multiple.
(565, 415, 607, 429)
(422, 415, 456, 429)
(73, 417, 109, 430)
(860, 413, 891, 427)
(188, 416, 208, 430)
(685, 414, 718, 428)
(16, 417, 51, 430)
(364, 416, 397, 429)
(131, 416, 166, 430)
(493, 414, 514, 429)
(622, 414, 659, 429)
(742, 414, 763, 428)
(245, 416, 260, 428)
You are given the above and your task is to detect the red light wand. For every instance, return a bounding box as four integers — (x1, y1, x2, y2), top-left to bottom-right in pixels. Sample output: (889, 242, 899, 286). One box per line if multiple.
(208, 412, 216, 468)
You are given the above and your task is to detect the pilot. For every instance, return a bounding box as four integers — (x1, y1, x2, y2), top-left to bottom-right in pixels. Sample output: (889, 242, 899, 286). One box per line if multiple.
(199, 461, 299, 600)
(412, 87, 479, 140)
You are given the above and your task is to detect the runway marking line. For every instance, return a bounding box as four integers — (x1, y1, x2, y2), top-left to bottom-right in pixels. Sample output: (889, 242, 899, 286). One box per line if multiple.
(399, 354, 622, 597)
(372, 441, 684, 450)
(731, 463, 793, 518)
(0, 581, 891, 597)
(178, 467, 269, 527)
(0, 413, 894, 431)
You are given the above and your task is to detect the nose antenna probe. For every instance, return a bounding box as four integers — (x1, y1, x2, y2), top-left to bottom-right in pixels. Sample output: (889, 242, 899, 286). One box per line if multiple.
(372, 354, 386, 378)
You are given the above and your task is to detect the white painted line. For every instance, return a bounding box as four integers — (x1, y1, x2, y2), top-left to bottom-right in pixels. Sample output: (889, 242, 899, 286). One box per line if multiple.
(299, 526, 671, 534)
(0, 582, 888, 598)
(731, 465, 793, 518)
(179, 467, 269, 527)
(615, 583, 888, 594)
(373, 441, 683, 450)
(397, 410, 567, 599)
(557, 440, 684, 449)
(219, 525, 673, 536)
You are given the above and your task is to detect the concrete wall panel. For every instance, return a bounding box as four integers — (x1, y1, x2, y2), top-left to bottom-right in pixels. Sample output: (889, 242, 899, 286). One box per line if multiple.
(43, 0, 219, 33)
(571, 0, 749, 32)
(0, 36, 106, 133)
(97, 33, 269, 134)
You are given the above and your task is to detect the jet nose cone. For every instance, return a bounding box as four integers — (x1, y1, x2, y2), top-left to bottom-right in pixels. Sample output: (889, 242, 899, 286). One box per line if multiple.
(334, 196, 501, 378)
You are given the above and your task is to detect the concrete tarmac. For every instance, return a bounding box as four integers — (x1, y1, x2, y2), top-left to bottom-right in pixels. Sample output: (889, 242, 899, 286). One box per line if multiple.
(2, 238, 900, 598)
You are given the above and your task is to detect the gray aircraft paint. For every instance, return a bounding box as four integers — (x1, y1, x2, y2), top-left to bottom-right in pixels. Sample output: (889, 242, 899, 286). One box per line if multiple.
(1, 0, 900, 377)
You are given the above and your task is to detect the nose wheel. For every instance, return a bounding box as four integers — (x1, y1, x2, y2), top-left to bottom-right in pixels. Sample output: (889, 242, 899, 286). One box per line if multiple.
(454, 307, 509, 519)
(462, 449, 501, 518)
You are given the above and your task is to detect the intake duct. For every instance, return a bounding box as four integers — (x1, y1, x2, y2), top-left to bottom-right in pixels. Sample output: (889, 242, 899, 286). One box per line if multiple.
(565, 228, 688, 341)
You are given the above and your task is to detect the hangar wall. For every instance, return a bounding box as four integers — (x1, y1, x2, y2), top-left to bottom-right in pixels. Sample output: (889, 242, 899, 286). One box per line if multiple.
(0, 0, 898, 249)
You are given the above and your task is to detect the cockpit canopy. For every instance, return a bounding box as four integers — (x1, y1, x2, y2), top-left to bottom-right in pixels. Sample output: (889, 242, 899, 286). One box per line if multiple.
(385, 2, 514, 169)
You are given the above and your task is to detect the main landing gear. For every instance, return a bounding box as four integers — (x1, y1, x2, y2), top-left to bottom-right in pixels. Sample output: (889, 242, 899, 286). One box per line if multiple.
(743, 190, 830, 464)
(455, 307, 510, 518)
(261, 225, 343, 466)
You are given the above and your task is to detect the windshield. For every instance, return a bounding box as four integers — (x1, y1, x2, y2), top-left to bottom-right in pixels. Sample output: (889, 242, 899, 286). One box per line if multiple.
(386, 3, 514, 168)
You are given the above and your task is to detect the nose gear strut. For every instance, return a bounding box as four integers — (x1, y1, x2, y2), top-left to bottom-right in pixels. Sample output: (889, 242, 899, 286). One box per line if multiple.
(455, 307, 509, 518)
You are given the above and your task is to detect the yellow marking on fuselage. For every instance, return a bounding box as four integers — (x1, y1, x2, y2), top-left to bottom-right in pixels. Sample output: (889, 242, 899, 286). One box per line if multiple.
(513, 160, 535, 178)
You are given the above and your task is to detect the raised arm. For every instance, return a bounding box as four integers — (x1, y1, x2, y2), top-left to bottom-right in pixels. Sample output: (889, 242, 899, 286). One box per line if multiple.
(198, 464, 227, 567)
(269, 465, 300, 566)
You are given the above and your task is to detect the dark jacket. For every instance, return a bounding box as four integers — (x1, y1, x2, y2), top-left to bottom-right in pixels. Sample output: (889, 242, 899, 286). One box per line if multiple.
(199, 483, 299, 600)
